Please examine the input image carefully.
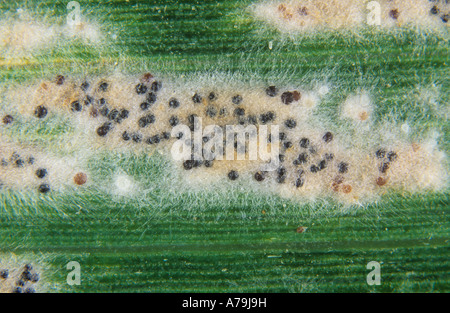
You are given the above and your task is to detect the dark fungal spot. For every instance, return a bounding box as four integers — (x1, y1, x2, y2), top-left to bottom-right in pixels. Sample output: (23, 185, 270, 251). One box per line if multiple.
(176, 132, 183, 139)
(254, 171, 265, 182)
(234, 107, 245, 116)
(24, 264, 33, 271)
(208, 92, 216, 100)
(135, 83, 148, 95)
(295, 177, 305, 188)
(140, 102, 150, 111)
(71, 101, 82, 112)
(277, 167, 287, 177)
(162, 132, 170, 140)
(204, 160, 213, 168)
(146, 134, 161, 145)
(36, 168, 47, 179)
(297, 153, 308, 164)
(34, 106, 48, 118)
(276, 175, 286, 184)
(169, 116, 179, 127)
(281, 92, 294, 105)
(376, 149, 386, 159)
(265, 86, 278, 97)
(442, 14, 449, 23)
(292, 91, 301, 101)
(12, 287, 23, 293)
(151, 81, 162, 92)
(219, 108, 227, 116)
(31, 273, 40, 283)
(24, 287, 36, 294)
(232, 95, 242, 105)
(279, 132, 287, 141)
(228, 170, 239, 181)
(338, 162, 348, 174)
(299, 138, 309, 148)
(389, 9, 400, 19)
(98, 98, 107, 105)
(98, 82, 108, 92)
(2, 115, 13, 124)
(84, 95, 94, 106)
(147, 92, 157, 104)
(21, 270, 32, 281)
(16, 279, 25, 287)
(99, 106, 109, 117)
(169, 98, 180, 108)
(183, 160, 194, 170)
(15, 159, 24, 168)
(120, 109, 129, 119)
(206, 106, 217, 118)
(122, 131, 130, 141)
(318, 160, 327, 170)
(0, 269, 8, 279)
(80, 81, 90, 91)
(284, 119, 297, 129)
(96, 122, 112, 136)
(142, 73, 153, 82)
(55, 75, 65, 85)
(279, 154, 286, 162)
(324, 153, 334, 161)
(430, 5, 439, 15)
(260, 111, 275, 124)
(387, 151, 398, 162)
(298, 6, 308, 16)
(192, 93, 202, 104)
(248, 115, 257, 125)
(322, 132, 333, 143)
(131, 133, 142, 143)
(379, 162, 390, 173)
(108, 109, 119, 121)
(310, 165, 319, 173)
(38, 184, 50, 193)
(283, 141, 293, 149)
(138, 114, 156, 128)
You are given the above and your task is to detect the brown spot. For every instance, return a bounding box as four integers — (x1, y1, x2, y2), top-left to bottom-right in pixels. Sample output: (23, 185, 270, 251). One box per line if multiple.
(331, 182, 340, 192)
(141, 73, 153, 82)
(262, 210, 266, 215)
(342, 185, 352, 194)
(292, 91, 301, 101)
(296, 226, 307, 233)
(376, 177, 388, 186)
(358, 111, 369, 121)
(74, 172, 87, 185)
(389, 9, 400, 20)
(55, 75, 65, 85)
(278, 4, 286, 12)
(298, 7, 308, 16)
(2, 115, 13, 124)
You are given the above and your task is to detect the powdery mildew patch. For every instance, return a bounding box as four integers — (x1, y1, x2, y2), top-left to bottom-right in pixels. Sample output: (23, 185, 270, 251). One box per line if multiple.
(0, 73, 447, 204)
(251, 0, 450, 33)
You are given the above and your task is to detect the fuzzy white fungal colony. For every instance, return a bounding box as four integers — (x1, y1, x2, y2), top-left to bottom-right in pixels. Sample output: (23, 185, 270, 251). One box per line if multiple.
(0, 73, 446, 203)
(251, 0, 450, 33)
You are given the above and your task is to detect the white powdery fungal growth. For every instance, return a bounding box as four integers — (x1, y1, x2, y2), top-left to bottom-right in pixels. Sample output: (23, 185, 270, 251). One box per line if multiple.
(341, 92, 373, 123)
(62, 20, 103, 43)
(251, 0, 450, 33)
(0, 74, 447, 204)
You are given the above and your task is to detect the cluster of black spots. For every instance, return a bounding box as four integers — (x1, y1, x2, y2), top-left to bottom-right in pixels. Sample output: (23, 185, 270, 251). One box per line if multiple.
(376, 149, 398, 174)
(233, 107, 245, 117)
(98, 82, 108, 92)
(182, 156, 206, 170)
(442, 14, 449, 23)
(295, 170, 305, 188)
(146, 134, 161, 145)
(266, 86, 278, 97)
(192, 93, 202, 104)
(232, 95, 242, 105)
(34, 105, 48, 119)
(35, 168, 47, 179)
(135, 83, 148, 95)
(10, 264, 39, 293)
(281, 92, 294, 105)
(138, 114, 156, 128)
(228, 170, 239, 180)
(2, 115, 13, 124)
(151, 81, 162, 92)
(84, 95, 94, 106)
(322, 132, 333, 143)
(431, 5, 440, 14)
(284, 119, 297, 129)
(283, 141, 293, 149)
(276, 167, 287, 183)
(3, 152, 36, 169)
(169, 98, 180, 109)
(324, 153, 334, 161)
(259, 111, 276, 124)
